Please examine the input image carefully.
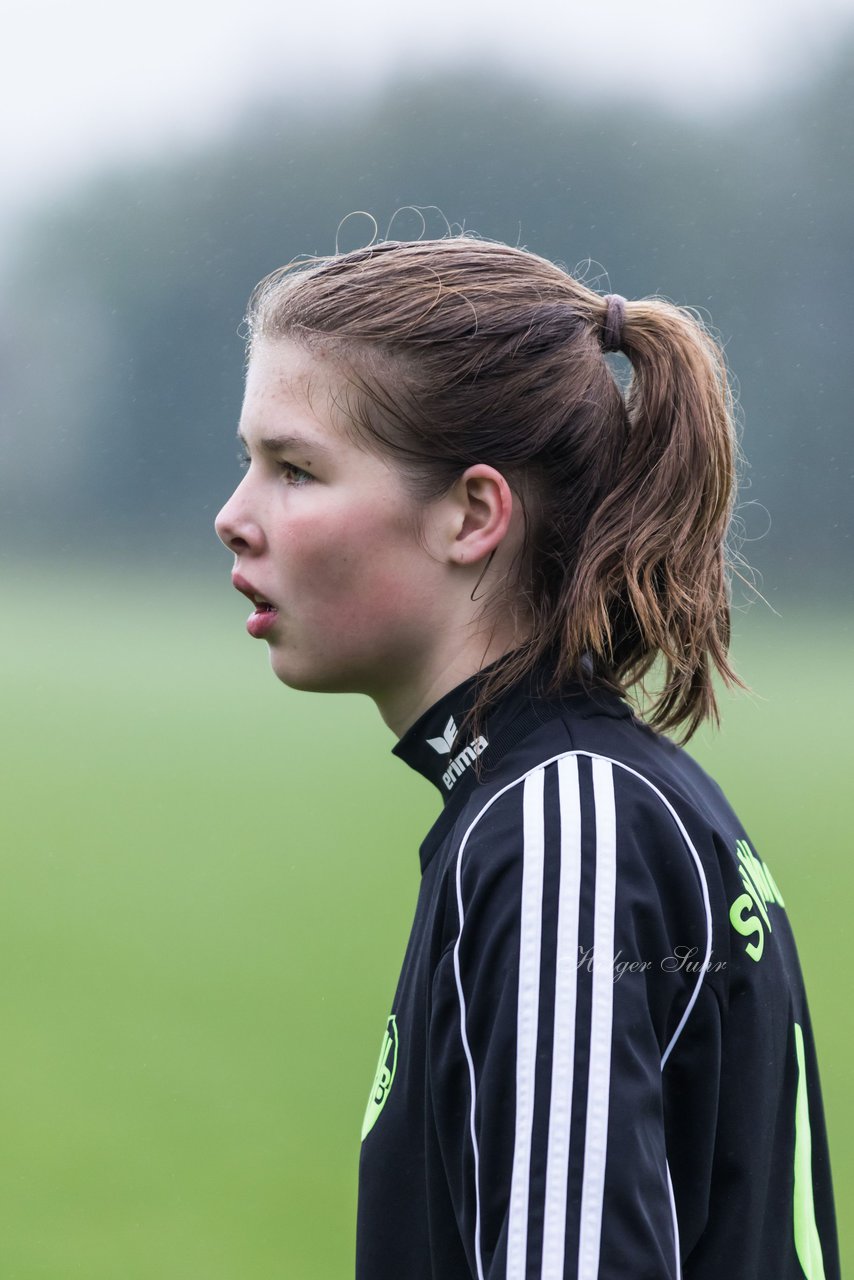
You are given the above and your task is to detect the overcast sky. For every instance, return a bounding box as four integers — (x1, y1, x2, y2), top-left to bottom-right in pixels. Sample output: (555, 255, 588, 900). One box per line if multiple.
(2, 0, 853, 215)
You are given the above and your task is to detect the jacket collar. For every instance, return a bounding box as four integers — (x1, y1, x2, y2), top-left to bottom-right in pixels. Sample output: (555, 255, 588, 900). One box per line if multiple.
(391, 648, 549, 802)
(392, 648, 633, 872)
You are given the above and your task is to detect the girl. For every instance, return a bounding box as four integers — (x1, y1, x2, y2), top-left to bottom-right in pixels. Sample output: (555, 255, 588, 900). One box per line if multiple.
(214, 235, 839, 1279)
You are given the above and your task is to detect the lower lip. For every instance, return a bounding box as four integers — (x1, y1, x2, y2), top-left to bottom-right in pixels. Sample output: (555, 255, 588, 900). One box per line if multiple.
(246, 607, 279, 639)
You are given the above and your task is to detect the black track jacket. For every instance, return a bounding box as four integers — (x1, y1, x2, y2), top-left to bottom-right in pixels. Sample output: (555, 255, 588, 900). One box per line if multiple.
(356, 651, 839, 1280)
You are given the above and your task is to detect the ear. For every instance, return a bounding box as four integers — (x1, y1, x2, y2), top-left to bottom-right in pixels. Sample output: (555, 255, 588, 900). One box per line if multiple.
(447, 464, 515, 565)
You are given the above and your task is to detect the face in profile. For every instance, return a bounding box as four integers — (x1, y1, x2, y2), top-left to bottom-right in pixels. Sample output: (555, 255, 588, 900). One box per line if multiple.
(215, 338, 456, 699)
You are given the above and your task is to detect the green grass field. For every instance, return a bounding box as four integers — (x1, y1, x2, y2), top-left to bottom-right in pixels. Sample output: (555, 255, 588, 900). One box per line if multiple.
(1, 564, 850, 1277)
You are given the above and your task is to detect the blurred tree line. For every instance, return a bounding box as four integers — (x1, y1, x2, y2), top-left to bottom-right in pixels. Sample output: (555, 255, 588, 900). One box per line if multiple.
(1, 43, 852, 598)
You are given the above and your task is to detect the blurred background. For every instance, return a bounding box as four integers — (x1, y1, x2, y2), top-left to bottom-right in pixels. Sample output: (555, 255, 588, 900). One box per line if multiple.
(1, 1, 851, 1275)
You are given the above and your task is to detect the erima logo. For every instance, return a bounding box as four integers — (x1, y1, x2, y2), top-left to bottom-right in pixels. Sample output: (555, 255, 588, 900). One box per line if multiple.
(426, 715, 488, 791)
(426, 715, 460, 755)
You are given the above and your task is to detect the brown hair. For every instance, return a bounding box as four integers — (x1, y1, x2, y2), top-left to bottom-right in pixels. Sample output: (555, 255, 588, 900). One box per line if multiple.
(245, 233, 746, 747)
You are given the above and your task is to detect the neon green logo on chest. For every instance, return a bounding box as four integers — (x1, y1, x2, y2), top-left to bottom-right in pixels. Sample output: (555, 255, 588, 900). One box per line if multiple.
(361, 1014, 399, 1141)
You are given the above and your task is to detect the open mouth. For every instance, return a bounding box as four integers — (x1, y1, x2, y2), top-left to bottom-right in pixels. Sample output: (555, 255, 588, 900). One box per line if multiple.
(246, 602, 279, 639)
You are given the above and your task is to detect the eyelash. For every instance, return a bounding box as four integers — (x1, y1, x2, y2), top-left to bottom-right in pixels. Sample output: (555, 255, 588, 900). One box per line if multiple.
(236, 450, 313, 486)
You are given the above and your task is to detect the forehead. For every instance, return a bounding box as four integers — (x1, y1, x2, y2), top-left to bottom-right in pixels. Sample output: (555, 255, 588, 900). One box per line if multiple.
(239, 337, 410, 494)
(240, 337, 347, 447)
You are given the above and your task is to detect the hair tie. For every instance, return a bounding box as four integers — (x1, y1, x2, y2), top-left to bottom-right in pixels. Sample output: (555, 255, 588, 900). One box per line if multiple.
(601, 294, 627, 353)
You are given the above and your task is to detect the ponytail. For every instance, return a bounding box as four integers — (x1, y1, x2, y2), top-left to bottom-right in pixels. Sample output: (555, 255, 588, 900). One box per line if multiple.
(564, 293, 744, 740)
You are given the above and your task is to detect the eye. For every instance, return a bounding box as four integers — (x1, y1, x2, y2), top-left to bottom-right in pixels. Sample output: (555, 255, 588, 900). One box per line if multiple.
(236, 450, 313, 486)
(276, 460, 313, 486)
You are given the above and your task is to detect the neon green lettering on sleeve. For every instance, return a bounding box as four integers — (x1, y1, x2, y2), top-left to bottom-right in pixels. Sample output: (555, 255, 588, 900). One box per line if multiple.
(729, 892, 764, 962)
(793, 1021, 826, 1280)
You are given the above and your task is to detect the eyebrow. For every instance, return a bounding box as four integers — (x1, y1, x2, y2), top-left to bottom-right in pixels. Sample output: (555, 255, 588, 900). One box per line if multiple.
(236, 429, 333, 463)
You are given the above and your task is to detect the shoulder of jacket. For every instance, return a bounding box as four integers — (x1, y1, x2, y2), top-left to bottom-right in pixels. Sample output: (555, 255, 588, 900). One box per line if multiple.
(448, 747, 716, 895)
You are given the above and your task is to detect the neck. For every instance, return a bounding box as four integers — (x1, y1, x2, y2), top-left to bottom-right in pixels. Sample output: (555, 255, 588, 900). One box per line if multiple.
(374, 628, 534, 740)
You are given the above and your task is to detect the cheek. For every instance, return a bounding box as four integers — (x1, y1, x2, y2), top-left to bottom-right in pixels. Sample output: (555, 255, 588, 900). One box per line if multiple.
(280, 503, 432, 617)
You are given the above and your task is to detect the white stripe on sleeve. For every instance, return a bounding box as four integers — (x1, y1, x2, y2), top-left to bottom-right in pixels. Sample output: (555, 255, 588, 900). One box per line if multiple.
(541, 755, 583, 1279)
(506, 767, 547, 1280)
(577, 757, 618, 1280)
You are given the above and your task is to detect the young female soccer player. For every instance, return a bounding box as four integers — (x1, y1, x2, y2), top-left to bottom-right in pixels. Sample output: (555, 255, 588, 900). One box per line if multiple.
(214, 235, 839, 1279)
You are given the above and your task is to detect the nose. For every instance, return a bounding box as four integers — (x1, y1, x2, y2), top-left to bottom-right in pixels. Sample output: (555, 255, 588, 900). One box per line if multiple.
(215, 484, 264, 553)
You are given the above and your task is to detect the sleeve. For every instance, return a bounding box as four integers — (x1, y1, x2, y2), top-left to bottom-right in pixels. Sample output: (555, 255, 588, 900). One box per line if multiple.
(427, 753, 722, 1280)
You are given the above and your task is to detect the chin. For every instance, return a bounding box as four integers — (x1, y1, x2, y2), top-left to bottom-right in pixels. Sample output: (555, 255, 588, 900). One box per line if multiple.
(267, 647, 366, 696)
